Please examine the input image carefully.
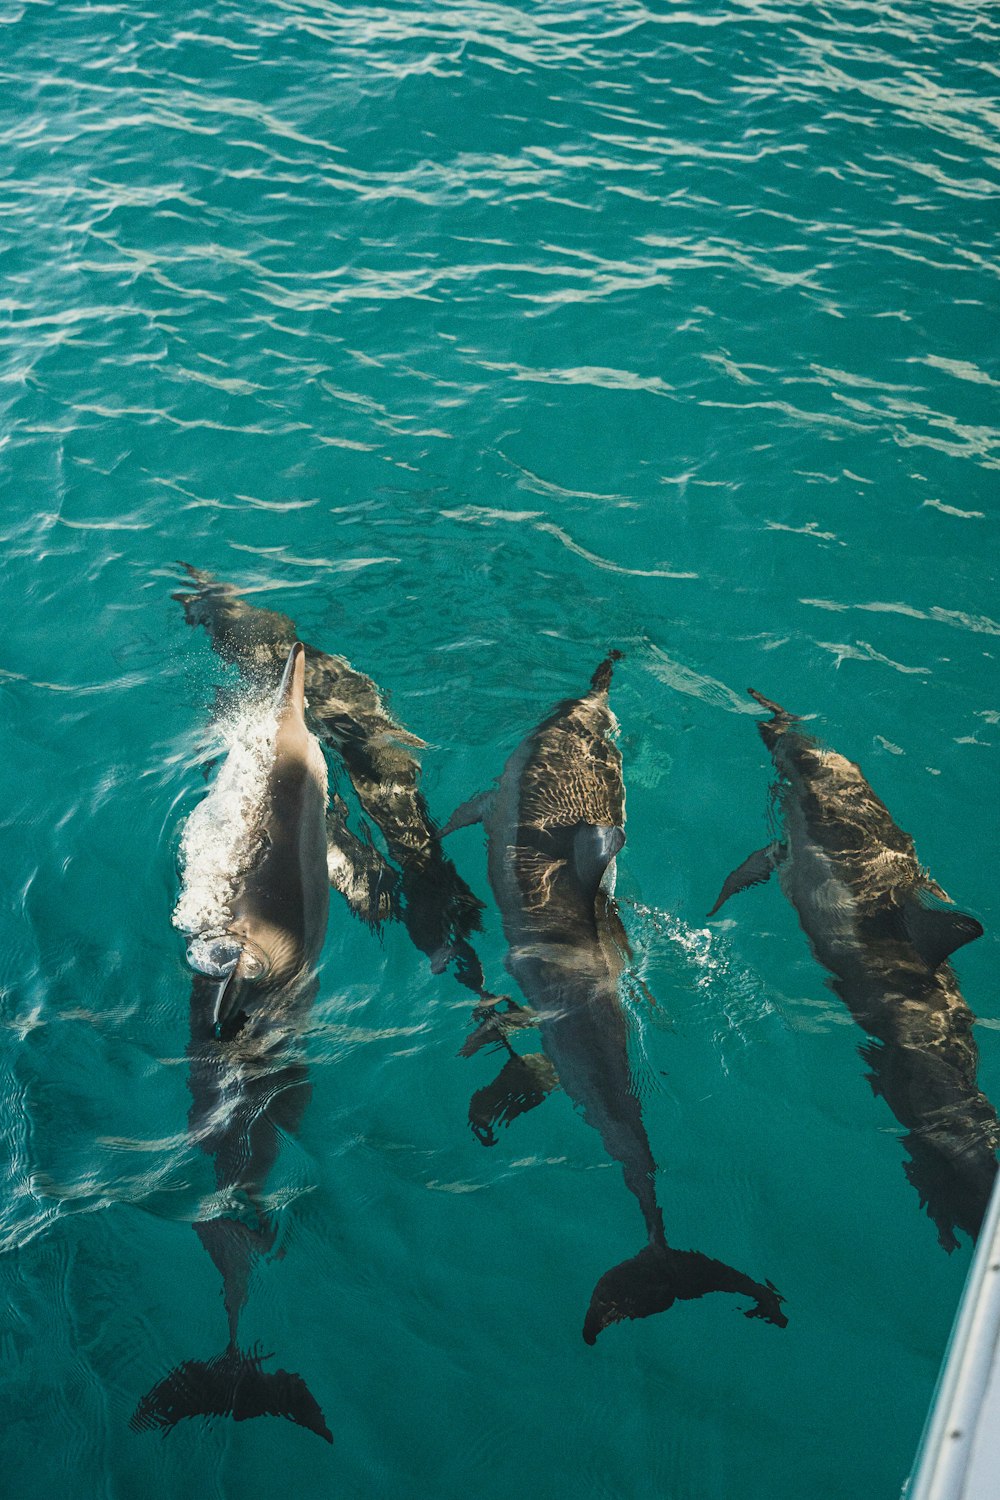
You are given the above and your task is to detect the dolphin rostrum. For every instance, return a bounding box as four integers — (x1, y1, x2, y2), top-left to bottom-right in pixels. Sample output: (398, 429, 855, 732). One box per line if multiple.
(709, 688, 997, 1250)
(443, 653, 787, 1342)
(133, 643, 332, 1442)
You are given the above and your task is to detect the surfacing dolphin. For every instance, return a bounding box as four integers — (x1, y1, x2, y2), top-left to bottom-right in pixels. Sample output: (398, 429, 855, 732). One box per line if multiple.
(174, 564, 496, 1000)
(443, 653, 787, 1342)
(133, 643, 332, 1442)
(709, 689, 997, 1250)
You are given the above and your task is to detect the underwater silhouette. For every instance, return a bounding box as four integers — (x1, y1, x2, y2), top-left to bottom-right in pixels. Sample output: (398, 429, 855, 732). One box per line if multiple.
(176, 565, 494, 1000)
(710, 688, 998, 1251)
(443, 654, 787, 1341)
(133, 645, 332, 1441)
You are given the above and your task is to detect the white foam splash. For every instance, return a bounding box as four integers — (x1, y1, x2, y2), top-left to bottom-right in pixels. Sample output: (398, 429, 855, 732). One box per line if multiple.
(172, 697, 279, 945)
(626, 901, 778, 1068)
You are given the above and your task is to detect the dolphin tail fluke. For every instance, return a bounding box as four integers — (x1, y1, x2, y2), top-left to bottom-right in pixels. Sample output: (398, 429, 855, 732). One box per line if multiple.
(583, 1243, 787, 1345)
(130, 1343, 332, 1444)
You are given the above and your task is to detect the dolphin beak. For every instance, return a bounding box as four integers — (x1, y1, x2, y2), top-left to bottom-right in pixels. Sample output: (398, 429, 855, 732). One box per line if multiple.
(275, 641, 306, 715)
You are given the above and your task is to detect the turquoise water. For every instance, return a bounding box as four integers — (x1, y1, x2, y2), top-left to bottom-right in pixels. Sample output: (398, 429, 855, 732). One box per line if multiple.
(1, 0, 998, 1493)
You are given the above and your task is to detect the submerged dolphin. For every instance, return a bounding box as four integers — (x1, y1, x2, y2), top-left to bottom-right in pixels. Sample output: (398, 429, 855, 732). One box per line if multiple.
(443, 654, 787, 1342)
(174, 565, 493, 1000)
(133, 643, 332, 1442)
(709, 689, 997, 1250)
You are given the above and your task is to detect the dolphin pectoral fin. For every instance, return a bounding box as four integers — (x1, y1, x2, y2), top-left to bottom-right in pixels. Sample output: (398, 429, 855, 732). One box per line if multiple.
(439, 791, 493, 838)
(902, 897, 984, 971)
(583, 1245, 787, 1345)
(707, 841, 786, 918)
(573, 823, 626, 896)
(459, 998, 538, 1058)
(468, 1053, 559, 1146)
(131, 1343, 332, 1444)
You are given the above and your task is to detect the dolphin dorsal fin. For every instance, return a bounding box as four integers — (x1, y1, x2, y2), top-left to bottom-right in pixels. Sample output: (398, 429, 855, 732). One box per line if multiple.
(573, 822, 625, 896)
(902, 897, 984, 971)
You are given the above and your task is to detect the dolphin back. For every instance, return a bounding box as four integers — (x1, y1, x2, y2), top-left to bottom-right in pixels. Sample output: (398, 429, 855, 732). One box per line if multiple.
(131, 1344, 332, 1443)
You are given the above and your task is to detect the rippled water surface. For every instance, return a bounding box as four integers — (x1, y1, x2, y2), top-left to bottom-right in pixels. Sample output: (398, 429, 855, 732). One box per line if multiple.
(2, 0, 999, 1495)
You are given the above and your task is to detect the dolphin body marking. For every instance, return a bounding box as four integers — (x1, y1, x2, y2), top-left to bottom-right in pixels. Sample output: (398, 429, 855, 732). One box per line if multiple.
(444, 654, 787, 1342)
(133, 643, 333, 1442)
(710, 688, 997, 1250)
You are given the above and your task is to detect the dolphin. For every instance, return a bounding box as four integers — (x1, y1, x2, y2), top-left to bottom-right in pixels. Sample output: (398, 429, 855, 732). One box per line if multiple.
(709, 688, 997, 1250)
(133, 643, 333, 1442)
(442, 653, 787, 1342)
(174, 565, 494, 1001)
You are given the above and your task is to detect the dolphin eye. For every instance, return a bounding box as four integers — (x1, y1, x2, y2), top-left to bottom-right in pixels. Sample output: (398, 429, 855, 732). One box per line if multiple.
(239, 949, 266, 980)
